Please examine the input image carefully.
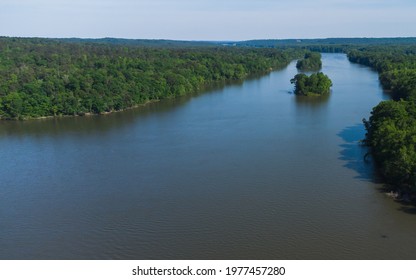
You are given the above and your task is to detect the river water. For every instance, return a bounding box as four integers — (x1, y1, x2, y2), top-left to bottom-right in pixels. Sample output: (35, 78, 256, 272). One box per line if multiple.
(1, 53, 415, 259)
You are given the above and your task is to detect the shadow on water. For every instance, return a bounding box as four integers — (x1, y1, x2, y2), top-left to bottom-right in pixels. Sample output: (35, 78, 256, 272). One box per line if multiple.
(378, 182, 416, 214)
(398, 205, 416, 215)
(337, 124, 381, 183)
(339, 125, 416, 215)
(0, 102, 165, 138)
(379, 183, 416, 215)
(0, 78, 248, 138)
(294, 94, 330, 108)
(0, 66, 281, 139)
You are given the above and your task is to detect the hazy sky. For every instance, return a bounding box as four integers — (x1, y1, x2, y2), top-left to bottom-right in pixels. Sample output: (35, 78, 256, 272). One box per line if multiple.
(1, 0, 416, 40)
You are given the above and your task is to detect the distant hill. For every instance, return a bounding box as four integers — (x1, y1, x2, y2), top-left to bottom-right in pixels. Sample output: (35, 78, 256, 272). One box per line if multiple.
(59, 37, 416, 49)
(2, 36, 416, 49)
(235, 37, 416, 48)
(0, 37, 219, 48)
(56, 37, 219, 47)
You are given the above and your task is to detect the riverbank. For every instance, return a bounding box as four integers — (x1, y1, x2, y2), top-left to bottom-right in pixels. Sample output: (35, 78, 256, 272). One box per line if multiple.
(4, 53, 416, 259)
(385, 188, 416, 203)
(6, 99, 161, 121)
(0, 38, 303, 120)
(1, 67, 289, 121)
(348, 47, 416, 195)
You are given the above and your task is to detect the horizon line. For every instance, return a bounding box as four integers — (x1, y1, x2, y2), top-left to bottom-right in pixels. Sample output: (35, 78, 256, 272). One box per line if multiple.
(2, 35, 416, 42)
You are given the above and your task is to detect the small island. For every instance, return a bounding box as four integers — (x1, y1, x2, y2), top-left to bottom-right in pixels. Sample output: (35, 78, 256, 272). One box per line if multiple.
(296, 52, 322, 71)
(290, 72, 333, 96)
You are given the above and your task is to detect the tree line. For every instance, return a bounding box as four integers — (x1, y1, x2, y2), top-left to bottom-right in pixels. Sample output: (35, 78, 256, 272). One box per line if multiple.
(290, 72, 332, 96)
(348, 46, 416, 189)
(296, 52, 322, 71)
(0, 38, 303, 120)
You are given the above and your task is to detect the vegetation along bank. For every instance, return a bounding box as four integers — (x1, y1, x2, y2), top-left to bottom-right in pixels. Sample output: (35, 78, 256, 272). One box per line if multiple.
(0, 37, 303, 120)
(348, 46, 416, 193)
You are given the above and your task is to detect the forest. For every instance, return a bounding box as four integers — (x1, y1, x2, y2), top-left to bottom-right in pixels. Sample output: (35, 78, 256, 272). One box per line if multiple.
(296, 52, 322, 71)
(290, 72, 332, 96)
(236, 37, 416, 48)
(348, 46, 416, 189)
(0, 37, 302, 120)
(1, 36, 415, 190)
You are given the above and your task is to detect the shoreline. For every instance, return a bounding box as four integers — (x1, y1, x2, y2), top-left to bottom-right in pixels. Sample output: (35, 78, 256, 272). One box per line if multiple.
(0, 67, 289, 122)
(0, 99, 162, 121)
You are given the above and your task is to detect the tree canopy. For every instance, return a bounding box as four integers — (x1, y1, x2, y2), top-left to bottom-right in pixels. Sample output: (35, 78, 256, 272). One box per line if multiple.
(363, 100, 416, 187)
(290, 72, 332, 96)
(0, 37, 302, 120)
(350, 46, 416, 188)
(296, 52, 322, 71)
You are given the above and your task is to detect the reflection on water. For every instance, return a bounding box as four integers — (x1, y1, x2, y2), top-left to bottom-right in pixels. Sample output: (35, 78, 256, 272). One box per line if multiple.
(294, 93, 331, 107)
(0, 79, 250, 138)
(337, 124, 379, 183)
(1, 54, 416, 259)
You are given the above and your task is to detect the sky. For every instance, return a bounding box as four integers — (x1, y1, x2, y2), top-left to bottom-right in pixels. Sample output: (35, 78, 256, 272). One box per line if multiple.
(1, 0, 416, 40)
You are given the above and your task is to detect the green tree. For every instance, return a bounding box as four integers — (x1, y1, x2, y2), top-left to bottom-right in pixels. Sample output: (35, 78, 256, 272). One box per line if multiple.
(291, 72, 332, 96)
(296, 52, 322, 71)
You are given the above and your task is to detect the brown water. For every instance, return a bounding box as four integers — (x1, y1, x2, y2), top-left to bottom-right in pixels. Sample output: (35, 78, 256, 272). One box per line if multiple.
(1, 53, 415, 260)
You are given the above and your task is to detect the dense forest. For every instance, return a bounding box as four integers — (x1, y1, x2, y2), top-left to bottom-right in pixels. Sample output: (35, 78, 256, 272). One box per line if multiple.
(0, 38, 302, 120)
(348, 47, 416, 189)
(290, 72, 332, 96)
(1, 36, 416, 191)
(296, 52, 322, 71)
(235, 37, 416, 49)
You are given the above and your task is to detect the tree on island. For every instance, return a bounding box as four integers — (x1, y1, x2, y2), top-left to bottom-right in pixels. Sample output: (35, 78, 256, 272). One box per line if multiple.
(290, 72, 332, 96)
(296, 52, 322, 71)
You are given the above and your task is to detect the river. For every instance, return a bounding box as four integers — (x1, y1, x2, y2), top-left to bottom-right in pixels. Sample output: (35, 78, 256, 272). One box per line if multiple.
(1, 53, 416, 259)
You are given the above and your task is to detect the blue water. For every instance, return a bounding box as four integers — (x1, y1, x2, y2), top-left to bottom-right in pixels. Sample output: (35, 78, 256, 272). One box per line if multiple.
(1, 53, 415, 259)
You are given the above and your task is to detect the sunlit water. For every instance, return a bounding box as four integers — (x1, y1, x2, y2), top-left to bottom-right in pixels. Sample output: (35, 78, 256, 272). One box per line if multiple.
(1, 53, 415, 259)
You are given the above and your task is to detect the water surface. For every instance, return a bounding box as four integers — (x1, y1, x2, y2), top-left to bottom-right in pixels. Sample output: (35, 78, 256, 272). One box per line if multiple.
(1, 53, 415, 259)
